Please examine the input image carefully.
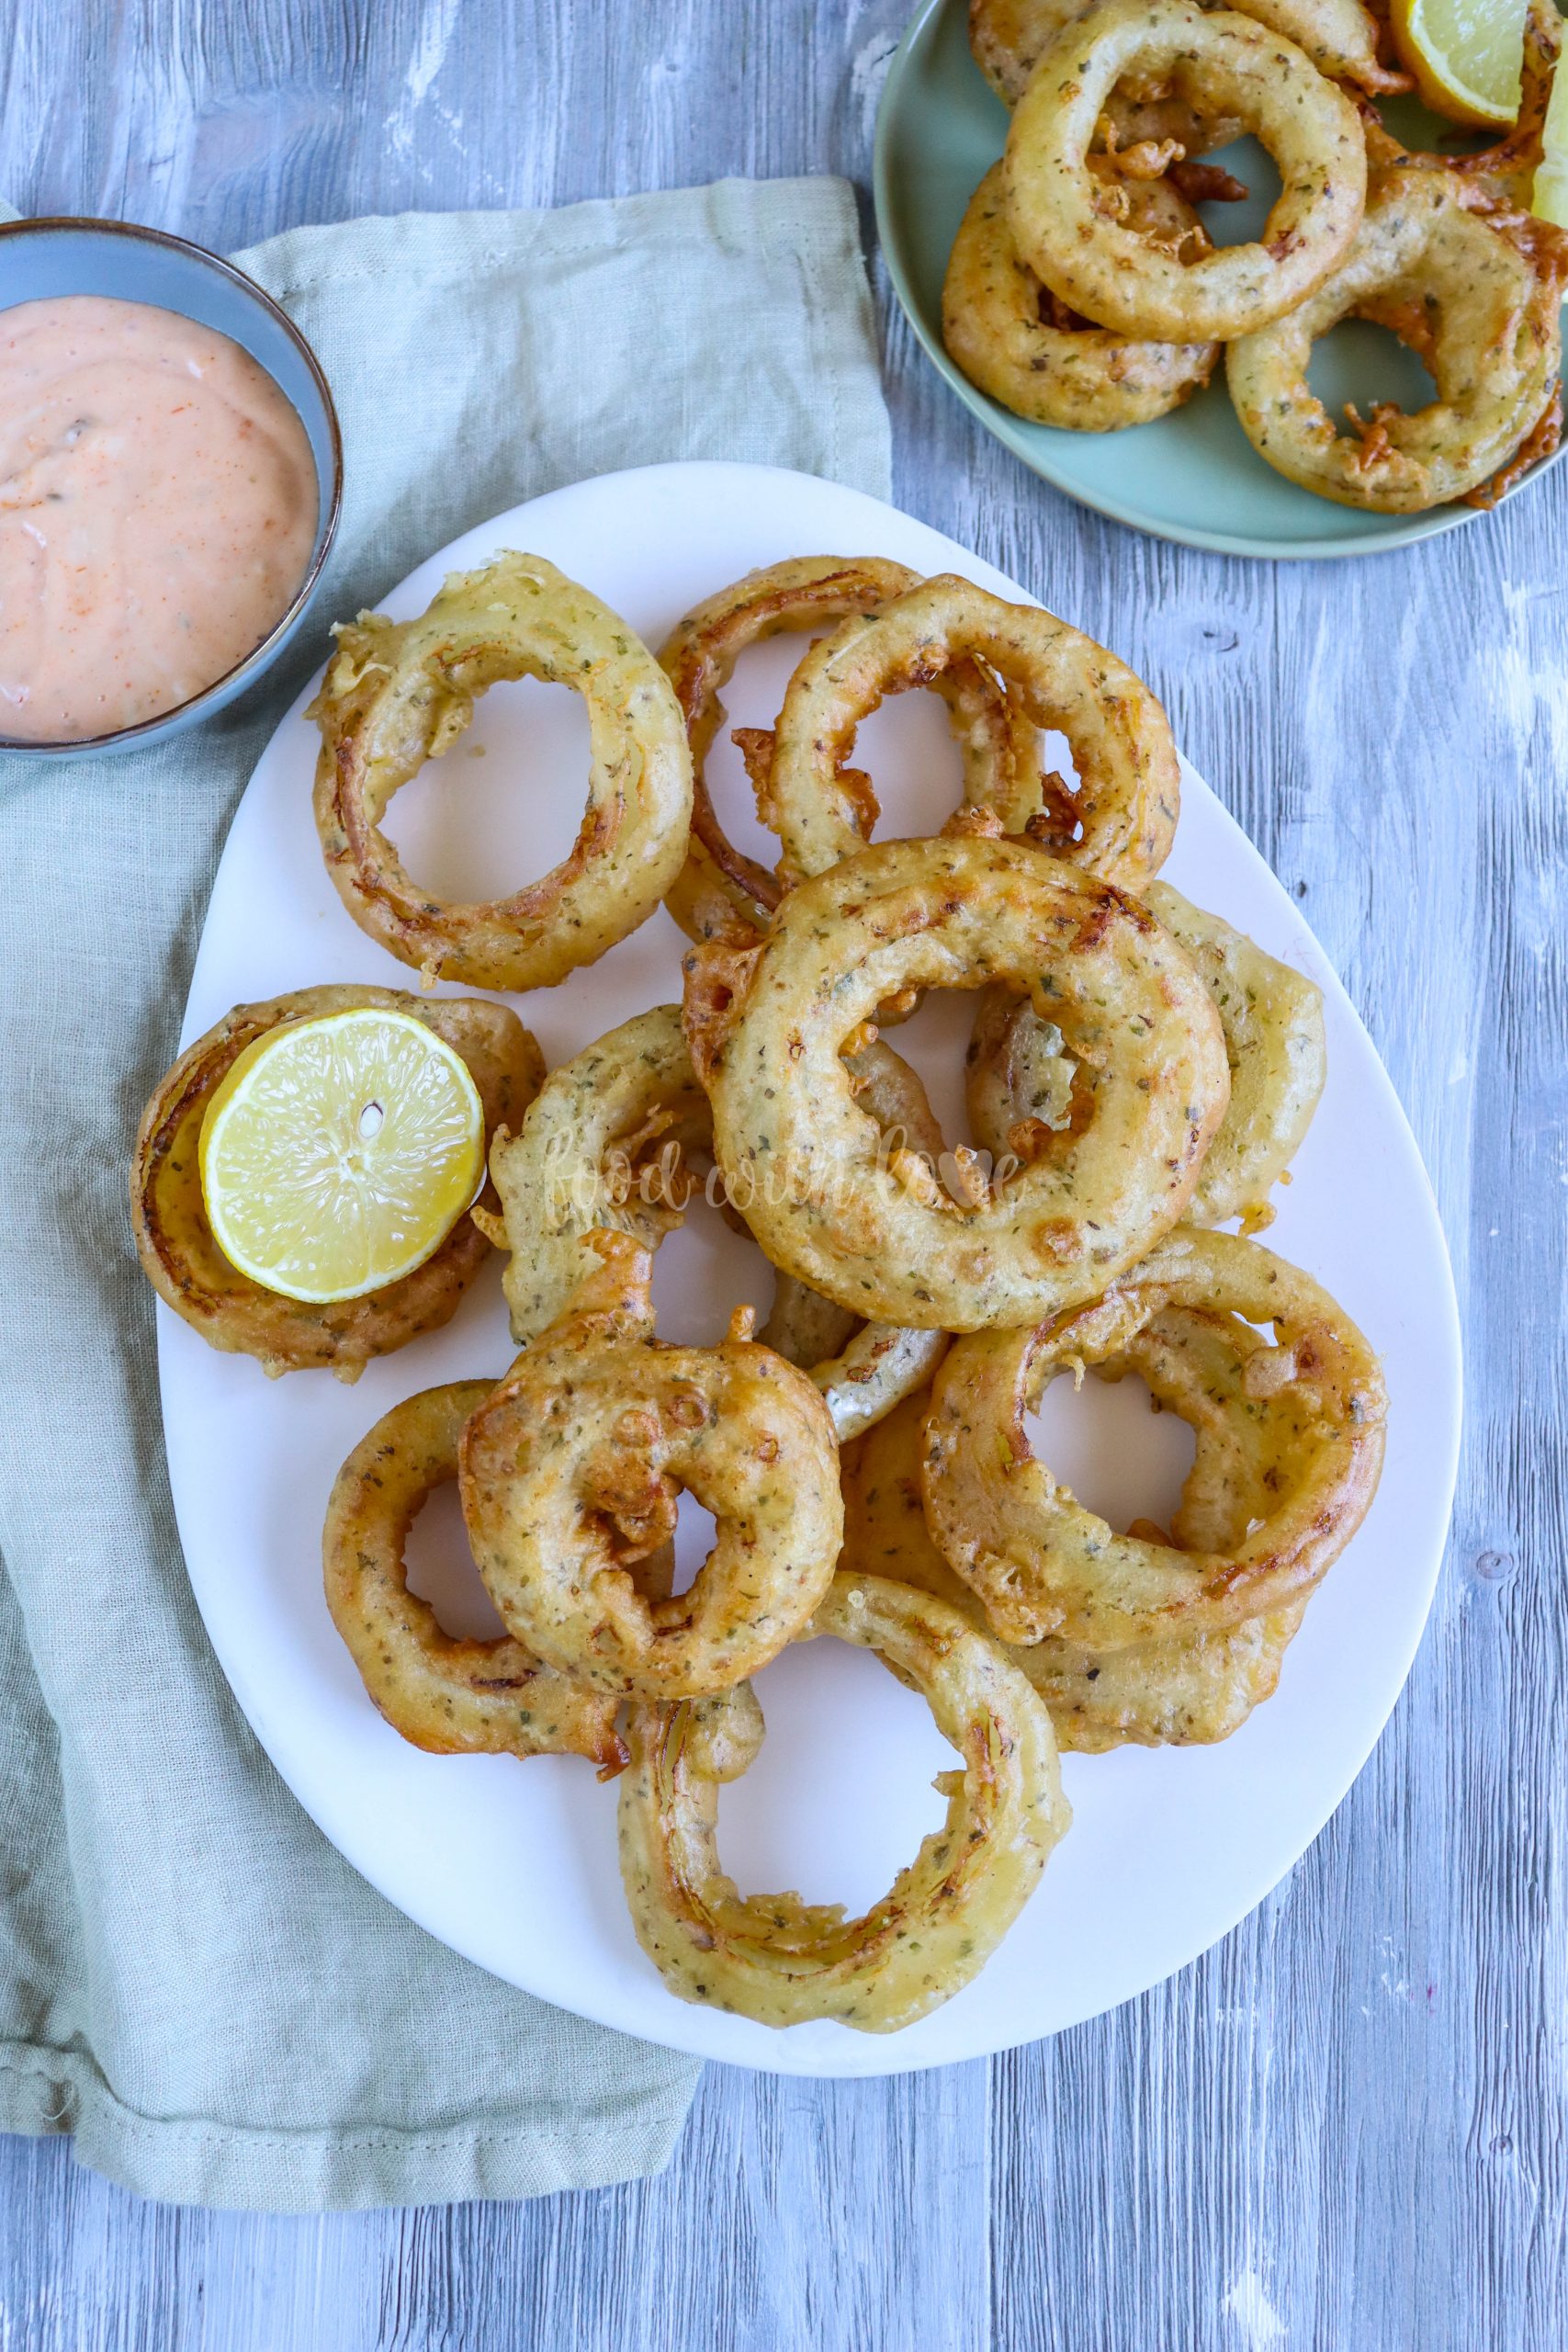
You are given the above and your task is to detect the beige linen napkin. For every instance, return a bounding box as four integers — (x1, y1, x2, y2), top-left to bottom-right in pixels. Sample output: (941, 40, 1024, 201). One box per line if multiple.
(0, 179, 891, 2211)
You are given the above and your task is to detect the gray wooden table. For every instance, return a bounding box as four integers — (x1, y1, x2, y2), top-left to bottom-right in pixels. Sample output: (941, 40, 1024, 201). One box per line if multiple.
(3, 2, 1564, 2344)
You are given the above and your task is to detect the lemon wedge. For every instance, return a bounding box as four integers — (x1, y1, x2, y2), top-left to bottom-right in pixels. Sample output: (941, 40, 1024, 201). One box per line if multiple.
(199, 1008, 486, 1303)
(1534, 40, 1568, 225)
(1389, 0, 1528, 129)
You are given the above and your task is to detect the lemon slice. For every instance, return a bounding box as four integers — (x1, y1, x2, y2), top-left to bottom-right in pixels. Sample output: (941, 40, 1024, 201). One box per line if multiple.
(1534, 44, 1568, 226)
(1389, 0, 1528, 129)
(199, 1008, 486, 1303)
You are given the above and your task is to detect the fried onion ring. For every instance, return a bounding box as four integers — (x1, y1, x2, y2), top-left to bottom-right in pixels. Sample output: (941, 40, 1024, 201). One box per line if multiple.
(487, 1007, 712, 1345)
(757, 1033, 954, 1434)
(658, 556, 1044, 943)
(1225, 163, 1567, 512)
(763, 577, 1179, 891)
(1145, 885, 1325, 1224)
(972, 0, 1243, 143)
(759, 1278, 950, 1452)
(970, 0, 1406, 108)
(942, 164, 1221, 430)
(131, 984, 541, 1381)
(310, 551, 692, 990)
(459, 1232, 842, 1699)
(844, 1385, 1305, 1752)
(685, 835, 1230, 1332)
(322, 1381, 626, 1770)
(616, 1570, 1069, 2030)
(965, 883, 1325, 1230)
(485, 1005, 947, 1438)
(1003, 0, 1367, 344)
(922, 1227, 1386, 1648)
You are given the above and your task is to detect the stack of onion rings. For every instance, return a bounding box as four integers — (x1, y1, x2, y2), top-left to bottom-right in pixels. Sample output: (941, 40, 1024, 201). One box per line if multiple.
(459, 1233, 843, 1700)
(124, 514, 1385, 2035)
(685, 833, 1229, 1330)
(945, 0, 1563, 512)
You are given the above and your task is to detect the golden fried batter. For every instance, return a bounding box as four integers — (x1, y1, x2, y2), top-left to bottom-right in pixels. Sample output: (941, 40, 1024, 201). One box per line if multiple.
(323, 1381, 625, 1769)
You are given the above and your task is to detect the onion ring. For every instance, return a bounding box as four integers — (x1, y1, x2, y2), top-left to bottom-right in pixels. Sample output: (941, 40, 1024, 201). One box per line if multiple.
(844, 1384, 1305, 1751)
(486, 1006, 712, 1344)
(763, 576, 1179, 891)
(965, 883, 1326, 1230)
(459, 1231, 843, 1699)
(131, 984, 541, 1381)
(322, 1381, 626, 1770)
(972, 0, 1245, 142)
(942, 164, 1221, 430)
(1226, 161, 1567, 512)
(615, 1569, 1069, 2030)
(310, 551, 692, 990)
(485, 1005, 947, 1439)
(685, 834, 1229, 1332)
(757, 1001, 954, 1435)
(970, 0, 1406, 109)
(921, 1227, 1387, 1648)
(758, 1281, 949, 1452)
(1003, 0, 1367, 344)
(658, 556, 1045, 943)
(1145, 884, 1325, 1225)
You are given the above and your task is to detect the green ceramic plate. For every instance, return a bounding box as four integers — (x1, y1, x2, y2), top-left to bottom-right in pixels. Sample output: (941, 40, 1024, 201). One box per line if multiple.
(874, 0, 1564, 559)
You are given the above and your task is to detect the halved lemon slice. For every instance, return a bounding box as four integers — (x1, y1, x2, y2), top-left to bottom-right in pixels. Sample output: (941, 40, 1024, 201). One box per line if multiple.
(1389, 0, 1528, 129)
(1534, 42, 1568, 226)
(199, 1008, 486, 1303)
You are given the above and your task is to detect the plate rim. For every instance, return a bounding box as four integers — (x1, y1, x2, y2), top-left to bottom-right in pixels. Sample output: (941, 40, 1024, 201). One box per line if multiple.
(161, 457, 1465, 2075)
(872, 0, 1564, 562)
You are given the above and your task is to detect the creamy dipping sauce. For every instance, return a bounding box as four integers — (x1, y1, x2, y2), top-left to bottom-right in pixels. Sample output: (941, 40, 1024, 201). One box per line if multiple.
(0, 294, 318, 742)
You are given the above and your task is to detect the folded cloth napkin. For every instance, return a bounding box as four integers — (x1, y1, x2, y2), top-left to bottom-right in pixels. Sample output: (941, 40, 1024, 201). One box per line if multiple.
(0, 178, 891, 2211)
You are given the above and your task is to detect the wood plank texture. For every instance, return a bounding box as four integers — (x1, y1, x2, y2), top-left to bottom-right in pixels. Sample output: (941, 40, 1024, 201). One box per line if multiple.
(2, 1, 1565, 2345)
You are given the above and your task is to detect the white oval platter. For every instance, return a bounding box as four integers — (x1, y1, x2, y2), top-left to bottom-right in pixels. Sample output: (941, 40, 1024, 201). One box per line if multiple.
(160, 460, 1461, 2076)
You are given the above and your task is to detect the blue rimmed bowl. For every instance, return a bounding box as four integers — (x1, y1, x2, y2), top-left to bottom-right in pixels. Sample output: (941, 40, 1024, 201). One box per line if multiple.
(0, 217, 342, 757)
